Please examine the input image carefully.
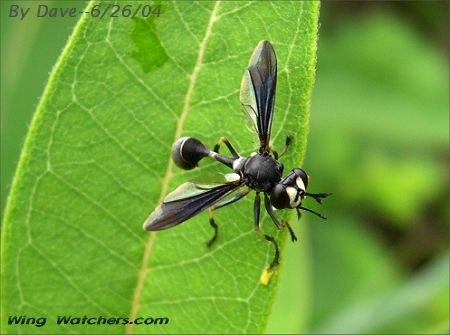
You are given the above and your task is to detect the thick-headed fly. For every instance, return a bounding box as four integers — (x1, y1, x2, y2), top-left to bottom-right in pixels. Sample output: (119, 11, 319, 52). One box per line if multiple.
(143, 40, 330, 284)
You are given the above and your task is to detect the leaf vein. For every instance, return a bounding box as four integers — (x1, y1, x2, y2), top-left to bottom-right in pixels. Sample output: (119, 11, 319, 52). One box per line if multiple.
(128, 3, 222, 332)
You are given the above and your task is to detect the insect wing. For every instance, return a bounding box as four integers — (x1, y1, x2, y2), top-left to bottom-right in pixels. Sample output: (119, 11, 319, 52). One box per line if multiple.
(143, 181, 244, 231)
(240, 66, 259, 135)
(240, 40, 277, 151)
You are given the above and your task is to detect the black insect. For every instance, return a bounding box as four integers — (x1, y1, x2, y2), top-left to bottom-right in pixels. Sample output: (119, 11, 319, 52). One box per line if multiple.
(143, 40, 330, 284)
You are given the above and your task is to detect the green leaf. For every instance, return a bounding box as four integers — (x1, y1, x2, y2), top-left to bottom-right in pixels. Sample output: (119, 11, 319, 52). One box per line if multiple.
(1, 1, 319, 334)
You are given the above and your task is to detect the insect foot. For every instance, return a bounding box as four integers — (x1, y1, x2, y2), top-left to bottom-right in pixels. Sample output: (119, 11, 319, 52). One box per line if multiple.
(260, 266, 275, 286)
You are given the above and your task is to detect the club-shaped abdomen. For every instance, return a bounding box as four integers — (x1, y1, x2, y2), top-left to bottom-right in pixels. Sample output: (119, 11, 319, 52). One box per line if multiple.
(172, 137, 210, 170)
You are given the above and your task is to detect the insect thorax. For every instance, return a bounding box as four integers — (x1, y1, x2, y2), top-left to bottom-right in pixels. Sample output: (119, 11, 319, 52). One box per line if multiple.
(242, 154, 283, 192)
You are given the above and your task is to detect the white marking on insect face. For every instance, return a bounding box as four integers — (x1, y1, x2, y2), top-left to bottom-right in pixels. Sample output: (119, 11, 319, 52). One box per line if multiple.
(286, 186, 301, 208)
(296, 177, 305, 191)
(225, 173, 241, 183)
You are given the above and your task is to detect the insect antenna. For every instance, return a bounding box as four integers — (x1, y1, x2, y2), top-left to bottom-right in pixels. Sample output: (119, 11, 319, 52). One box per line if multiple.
(297, 206, 327, 220)
(305, 192, 332, 204)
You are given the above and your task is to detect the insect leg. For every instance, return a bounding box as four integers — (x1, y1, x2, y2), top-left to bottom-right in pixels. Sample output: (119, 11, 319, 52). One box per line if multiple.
(271, 135, 294, 160)
(255, 193, 280, 273)
(283, 221, 298, 242)
(213, 137, 240, 159)
(207, 188, 251, 247)
(264, 193, 297, 242)
(263, 193, 282, 229)
(271, 149, 279, 160)
(278, 135, 294, 159)
(254, 192, 261, 230)
(207, 211, 218, 247)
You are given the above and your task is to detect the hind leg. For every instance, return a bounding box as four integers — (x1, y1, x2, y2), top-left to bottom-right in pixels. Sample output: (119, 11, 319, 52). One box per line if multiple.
(264, 194, 297, 242)
(206, 189, 251, 247)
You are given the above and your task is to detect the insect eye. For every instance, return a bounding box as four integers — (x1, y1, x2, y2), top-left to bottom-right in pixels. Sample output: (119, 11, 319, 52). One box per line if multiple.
(270, 184, 290, 209)
(293, 168, 309, 188)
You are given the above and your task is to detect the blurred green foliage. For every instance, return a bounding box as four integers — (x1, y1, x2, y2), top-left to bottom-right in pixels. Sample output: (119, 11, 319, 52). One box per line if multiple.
(1, 0, 88, 213)
(1, 1, 448, 334)
(267, 3, 448, 334)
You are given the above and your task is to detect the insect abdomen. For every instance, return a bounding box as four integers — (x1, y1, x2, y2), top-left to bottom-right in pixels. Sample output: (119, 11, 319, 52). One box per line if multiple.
(172, 137, 210, 170)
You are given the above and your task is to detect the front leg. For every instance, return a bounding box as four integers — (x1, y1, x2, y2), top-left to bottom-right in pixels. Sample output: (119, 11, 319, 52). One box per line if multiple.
(254, 192, 280, 285)
(282, 220, 297, 242)
(264, 193, 297, 242)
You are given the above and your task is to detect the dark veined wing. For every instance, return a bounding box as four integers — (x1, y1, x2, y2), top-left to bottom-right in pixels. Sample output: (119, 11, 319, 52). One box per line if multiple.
(240, 40, 277, 152)
(143, 181, 245, 231)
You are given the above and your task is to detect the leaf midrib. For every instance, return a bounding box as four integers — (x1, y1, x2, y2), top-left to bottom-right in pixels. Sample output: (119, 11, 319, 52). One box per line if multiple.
(126, 2, 221, 333)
